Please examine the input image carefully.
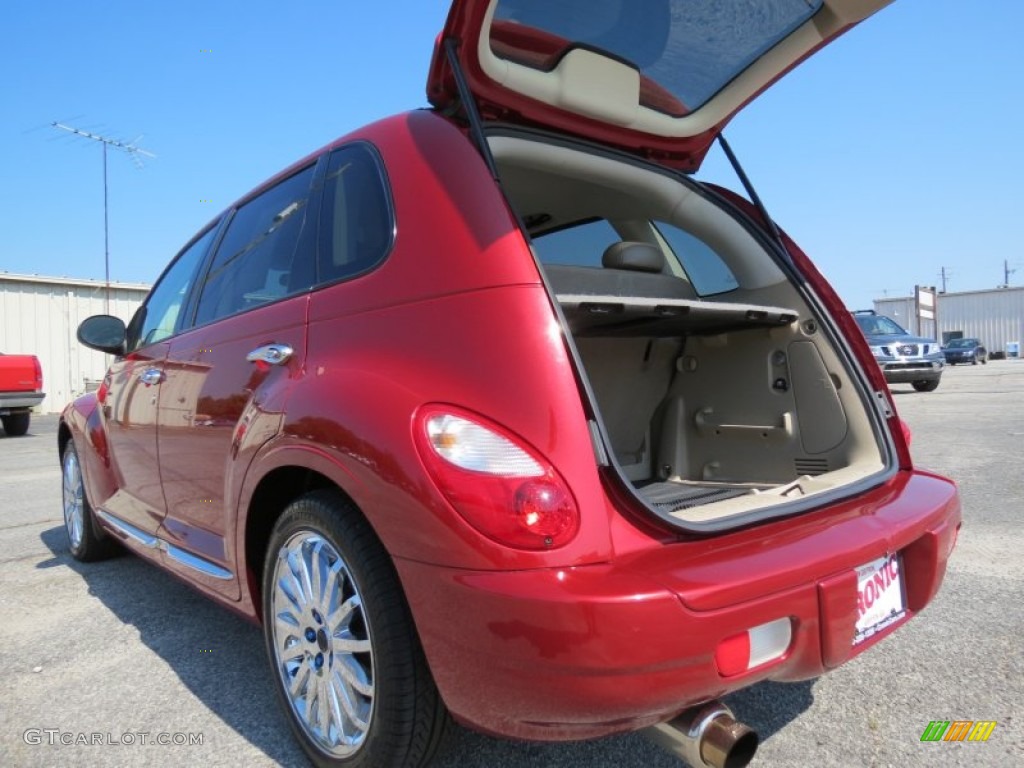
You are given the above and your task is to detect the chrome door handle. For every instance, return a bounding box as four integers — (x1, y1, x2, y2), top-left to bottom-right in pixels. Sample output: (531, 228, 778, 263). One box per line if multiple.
(246, 343, 294, 366)
(139, 368, 165, 385)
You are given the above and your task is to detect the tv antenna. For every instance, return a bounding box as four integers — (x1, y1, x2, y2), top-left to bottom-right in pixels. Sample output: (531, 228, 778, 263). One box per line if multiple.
(51, 121, 156, 311)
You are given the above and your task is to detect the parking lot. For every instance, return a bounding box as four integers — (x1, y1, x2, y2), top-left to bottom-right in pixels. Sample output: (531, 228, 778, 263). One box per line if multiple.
(1, 362, 1021, 767)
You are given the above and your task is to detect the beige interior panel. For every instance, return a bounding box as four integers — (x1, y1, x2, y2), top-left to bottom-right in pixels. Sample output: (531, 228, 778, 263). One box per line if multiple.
(489, 131, 888, 524)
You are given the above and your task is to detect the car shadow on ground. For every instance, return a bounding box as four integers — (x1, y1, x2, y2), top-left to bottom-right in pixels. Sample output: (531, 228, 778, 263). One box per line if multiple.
(37, 524, 310, 767)
(37, 524, 816, 767)
(0, 430, 45, 440)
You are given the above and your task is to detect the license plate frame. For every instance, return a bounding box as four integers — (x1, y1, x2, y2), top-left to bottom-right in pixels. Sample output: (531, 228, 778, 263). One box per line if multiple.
(853, 553, 906, 645)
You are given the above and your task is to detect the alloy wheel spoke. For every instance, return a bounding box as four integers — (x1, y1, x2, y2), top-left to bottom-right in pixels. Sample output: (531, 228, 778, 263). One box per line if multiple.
(337, 656, 374, 697)
(331, 670, 369, 732)
(329, 594, 359, 627)
(332, 633, 371, 654)
(289, 661, 311, 699)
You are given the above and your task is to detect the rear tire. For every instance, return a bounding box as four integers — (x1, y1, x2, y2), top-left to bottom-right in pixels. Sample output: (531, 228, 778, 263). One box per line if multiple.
(262, 490, 450, 768)
(2, 412, 30, 436)
(61, 440, 119, 561)
(912, 380, 940, 392)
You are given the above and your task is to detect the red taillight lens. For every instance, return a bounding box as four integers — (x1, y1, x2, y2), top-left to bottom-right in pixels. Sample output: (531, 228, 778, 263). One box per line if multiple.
(415, 407, 580, 550)
(514, 480, 576, 539)
(900, 419, 912, 447)
(33, 357, 43, 391)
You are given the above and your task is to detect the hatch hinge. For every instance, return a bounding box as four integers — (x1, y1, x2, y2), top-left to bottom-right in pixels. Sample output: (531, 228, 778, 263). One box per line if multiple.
(588, 419, 610, 466)
(874, 390, 894, 419)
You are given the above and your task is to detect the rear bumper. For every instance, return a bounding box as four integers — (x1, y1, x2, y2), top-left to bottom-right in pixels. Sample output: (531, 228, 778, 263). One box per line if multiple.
(397, 471, 960, 741)
(0, 391, 45, 412)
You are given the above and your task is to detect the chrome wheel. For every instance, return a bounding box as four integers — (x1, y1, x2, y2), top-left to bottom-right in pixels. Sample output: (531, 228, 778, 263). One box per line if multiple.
(270, 531, 375, 758)
(62, 448, 85, 550)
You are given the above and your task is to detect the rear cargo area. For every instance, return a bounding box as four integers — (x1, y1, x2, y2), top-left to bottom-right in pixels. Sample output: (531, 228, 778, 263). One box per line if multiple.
(490, 132, 889, 528)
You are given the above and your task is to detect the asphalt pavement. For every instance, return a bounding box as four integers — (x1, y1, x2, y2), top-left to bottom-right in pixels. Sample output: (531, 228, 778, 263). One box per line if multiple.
(1, 361, 1021, 767)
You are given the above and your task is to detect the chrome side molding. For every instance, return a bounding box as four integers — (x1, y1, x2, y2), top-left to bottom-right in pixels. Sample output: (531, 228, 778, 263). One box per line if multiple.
(95, 509, 234, 581)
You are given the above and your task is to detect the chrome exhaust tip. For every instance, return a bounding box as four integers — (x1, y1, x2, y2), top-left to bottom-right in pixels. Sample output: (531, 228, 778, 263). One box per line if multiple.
(644, 701, 758, 768)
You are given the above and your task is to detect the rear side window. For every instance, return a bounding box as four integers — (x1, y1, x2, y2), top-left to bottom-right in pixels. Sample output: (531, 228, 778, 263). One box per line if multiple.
(655, 221, 738, 296)
(194, 164, 317, 327)
(317, 144, 394, 284)
(531, 219, 620, 267)
(131, 225, 218, 350)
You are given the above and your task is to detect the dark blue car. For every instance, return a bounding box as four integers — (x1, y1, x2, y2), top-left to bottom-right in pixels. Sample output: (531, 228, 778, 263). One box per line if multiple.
(944, 338, 987, 365)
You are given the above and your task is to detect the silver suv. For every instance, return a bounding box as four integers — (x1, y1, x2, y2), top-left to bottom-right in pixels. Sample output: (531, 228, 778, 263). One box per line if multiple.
(853, 310, 944, 392)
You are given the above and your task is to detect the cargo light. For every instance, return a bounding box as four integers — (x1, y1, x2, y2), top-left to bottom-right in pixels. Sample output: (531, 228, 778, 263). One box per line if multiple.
(714, 618, 792, 677)
(415, 408, 579, 550)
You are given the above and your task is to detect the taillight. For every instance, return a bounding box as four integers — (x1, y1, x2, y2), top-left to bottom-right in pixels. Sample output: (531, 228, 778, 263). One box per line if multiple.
(33, 357, 43, 391)
(414, 408, 579, 550)
(714, 618, 793, 677)
(900, 419, 912, 447)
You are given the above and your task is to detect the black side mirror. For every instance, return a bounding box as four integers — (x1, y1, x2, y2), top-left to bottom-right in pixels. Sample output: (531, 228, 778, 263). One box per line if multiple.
(77, 315, 127, 355)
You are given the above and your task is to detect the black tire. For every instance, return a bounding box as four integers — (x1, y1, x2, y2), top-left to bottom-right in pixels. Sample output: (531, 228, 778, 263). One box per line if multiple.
(2, 412, 30, 436)
(982, 356, 987, 365)
(262, 490, 450, 768)
(972, 356, 978, 365)
(912, 380, 940, 392)
(61, 440, 119, 561)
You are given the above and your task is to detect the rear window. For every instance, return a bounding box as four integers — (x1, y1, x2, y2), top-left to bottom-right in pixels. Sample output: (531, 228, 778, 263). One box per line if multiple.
(531, 219, 620, 267)
(533, 218, 738, 298)
(654, 221, 738, 296)
(490, 0, 823, 115)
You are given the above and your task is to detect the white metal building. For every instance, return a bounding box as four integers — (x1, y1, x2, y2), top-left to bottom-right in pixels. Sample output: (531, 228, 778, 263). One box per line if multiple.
(1, 273, 150, 412)
(874, 286, 1024, 355)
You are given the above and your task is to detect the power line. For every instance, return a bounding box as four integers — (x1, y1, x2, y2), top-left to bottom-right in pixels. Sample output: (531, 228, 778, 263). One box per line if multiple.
(50, 121, 156, 312)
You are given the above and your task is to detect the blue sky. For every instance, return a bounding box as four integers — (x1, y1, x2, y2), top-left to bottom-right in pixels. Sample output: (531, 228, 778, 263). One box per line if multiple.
(3, 0, 1022, 311)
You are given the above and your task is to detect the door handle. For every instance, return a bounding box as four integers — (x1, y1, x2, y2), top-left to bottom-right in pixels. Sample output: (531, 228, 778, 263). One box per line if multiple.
(246, 343, 294, 366)
(139, 368, 165, 385)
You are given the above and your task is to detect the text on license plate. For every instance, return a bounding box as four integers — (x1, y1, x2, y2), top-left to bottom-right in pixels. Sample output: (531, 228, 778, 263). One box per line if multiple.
(853, 553, 906, 645)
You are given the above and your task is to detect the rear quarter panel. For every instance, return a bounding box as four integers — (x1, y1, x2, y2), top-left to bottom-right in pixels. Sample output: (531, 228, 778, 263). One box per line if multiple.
(238, 111, 616, 572)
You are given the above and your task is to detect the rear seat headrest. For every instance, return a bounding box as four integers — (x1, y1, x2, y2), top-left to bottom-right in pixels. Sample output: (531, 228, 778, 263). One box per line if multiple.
(602, 241, 665, 273)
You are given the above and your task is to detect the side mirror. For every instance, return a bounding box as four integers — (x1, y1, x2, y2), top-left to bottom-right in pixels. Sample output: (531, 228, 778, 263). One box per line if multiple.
(77, 315, 127, 355)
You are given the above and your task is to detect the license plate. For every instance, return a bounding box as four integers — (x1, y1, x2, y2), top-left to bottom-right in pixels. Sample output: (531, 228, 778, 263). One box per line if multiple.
(853, 553, 906, 645)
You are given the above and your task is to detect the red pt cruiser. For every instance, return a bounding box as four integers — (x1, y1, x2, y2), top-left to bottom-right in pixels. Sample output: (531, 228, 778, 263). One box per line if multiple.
(60, 2, 960, 766)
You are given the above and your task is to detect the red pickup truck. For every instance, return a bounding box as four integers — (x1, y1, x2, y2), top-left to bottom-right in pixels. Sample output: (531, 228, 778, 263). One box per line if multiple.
(0, 353, 44, 436)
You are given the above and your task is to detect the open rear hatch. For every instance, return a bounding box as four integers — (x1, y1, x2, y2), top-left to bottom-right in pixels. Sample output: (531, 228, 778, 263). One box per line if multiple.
(430, 0, 899, 531)
(430, 0, 893, 171)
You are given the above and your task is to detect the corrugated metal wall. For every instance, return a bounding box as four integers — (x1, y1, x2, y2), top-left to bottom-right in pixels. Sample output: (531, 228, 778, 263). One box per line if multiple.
(875, 287, 1024, 353)
(1, 275, 149, 412)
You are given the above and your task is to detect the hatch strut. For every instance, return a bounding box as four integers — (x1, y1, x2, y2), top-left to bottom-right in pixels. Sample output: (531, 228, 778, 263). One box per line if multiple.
(716, 133, 794, 268)
(443, 38, 502, 184)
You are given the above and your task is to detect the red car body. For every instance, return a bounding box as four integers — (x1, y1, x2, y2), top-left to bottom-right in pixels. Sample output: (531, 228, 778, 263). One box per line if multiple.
(60, 0, 960, 763)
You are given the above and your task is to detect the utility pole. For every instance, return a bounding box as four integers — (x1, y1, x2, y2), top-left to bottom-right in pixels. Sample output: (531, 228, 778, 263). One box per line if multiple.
(1005, 259, 1017, 288)
(939, 267, 950, 293)
(50, 122, 155, 312)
